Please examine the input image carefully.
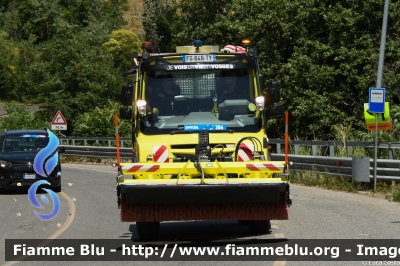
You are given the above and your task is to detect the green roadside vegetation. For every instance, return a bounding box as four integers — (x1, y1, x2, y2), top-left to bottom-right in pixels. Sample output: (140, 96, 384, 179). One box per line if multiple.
(287, 139, 400, 202)
(290, 171, 400, 203)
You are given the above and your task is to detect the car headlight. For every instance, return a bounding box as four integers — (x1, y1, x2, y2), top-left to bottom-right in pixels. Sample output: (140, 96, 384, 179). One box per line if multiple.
(0, 160, 12, 168)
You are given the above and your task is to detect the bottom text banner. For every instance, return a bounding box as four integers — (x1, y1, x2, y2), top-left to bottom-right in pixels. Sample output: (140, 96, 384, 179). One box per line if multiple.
(5, 239, 400, 261)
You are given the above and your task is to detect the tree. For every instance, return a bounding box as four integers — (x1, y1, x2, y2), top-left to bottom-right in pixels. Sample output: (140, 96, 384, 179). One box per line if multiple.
(0, 103, 48, 130)
(171, 0, 231, 46)
(102, 29, 142, 69)
(0, 0, 129, 135)
(73, 100, 131, 137)
(171, 0, 400, 140)
(0, 30, 37, 101)
(142, 0, 175, 52)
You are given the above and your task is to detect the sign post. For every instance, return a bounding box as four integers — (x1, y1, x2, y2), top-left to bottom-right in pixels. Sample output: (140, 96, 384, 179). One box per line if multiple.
(369, 88, 385, 191)
(51, 110, 67, 131)
(372, 0, 390, 191)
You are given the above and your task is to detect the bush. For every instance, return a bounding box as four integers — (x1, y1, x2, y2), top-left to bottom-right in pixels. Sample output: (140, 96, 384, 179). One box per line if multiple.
(0, 103, 48, 131)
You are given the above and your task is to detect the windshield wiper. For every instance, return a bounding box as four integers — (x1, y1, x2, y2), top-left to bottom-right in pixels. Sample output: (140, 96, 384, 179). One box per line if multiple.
(170, 129, 234, 135)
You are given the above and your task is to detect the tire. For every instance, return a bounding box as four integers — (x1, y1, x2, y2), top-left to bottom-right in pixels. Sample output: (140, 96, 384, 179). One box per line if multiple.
(136, 221, 160, 241)
(248, 220, 271, 235)
(237, 220, 249, 225)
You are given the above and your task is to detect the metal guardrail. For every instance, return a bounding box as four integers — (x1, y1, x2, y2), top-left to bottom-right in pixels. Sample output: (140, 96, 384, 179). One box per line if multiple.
(271, 154, 400, 182)
(58, 137, 400, 181)
(268, 139, 399, 159)
(60, 145, 134, 162)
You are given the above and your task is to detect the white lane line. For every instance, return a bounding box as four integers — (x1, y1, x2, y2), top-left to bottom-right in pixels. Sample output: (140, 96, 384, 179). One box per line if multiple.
(2, 191, 76, 266)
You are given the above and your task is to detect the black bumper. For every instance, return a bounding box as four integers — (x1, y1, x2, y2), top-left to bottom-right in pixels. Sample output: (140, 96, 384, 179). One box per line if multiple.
(0, 177, 60, 190)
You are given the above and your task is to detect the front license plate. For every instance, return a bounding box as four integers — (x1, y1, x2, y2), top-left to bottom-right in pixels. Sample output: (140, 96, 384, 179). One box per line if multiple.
(183, 54, 216, 63)
(23, 174, 36, 179)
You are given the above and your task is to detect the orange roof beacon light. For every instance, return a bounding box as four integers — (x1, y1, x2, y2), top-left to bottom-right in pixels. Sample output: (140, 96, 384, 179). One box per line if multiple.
(142, 41, 152, 50)
(142, 41, 152, 59)
(241, 38, 251, 48)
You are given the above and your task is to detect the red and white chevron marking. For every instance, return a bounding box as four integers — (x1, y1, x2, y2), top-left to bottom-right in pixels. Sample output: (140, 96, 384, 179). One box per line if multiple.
(123, 164, 160, 173)
(222, 45, 246, 54)
(152, 145, 169, 162)
(237, 143, 254, 162)
(246, 163, 284, 171)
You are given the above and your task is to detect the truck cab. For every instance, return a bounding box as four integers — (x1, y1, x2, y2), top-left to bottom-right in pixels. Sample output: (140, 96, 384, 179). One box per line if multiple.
(118, 40, 290, 240)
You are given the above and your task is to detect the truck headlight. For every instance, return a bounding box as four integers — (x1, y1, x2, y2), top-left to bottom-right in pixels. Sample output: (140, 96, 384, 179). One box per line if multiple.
(137, 100, 147, 115)
(255, 96, 265, 111)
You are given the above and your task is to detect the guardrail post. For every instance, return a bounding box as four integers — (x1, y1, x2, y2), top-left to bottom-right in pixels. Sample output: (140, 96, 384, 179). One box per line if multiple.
(294, 145, 299, 155)
(276, 143, 281, 154)
(329, 142, 335, 157)
(389, 144, 395, 159)
(352, 157, 370, 182)
(312, 145, 317, 156)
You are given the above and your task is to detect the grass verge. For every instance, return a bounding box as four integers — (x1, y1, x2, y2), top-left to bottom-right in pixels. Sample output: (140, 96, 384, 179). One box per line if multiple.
(290, 170, 400, 202)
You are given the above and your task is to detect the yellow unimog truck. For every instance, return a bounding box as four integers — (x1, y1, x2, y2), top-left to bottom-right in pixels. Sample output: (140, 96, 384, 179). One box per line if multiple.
(117, 40, 291, 240)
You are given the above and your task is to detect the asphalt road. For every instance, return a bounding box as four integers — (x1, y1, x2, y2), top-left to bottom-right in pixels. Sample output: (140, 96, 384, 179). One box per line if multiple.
(1, 163, 400, 266)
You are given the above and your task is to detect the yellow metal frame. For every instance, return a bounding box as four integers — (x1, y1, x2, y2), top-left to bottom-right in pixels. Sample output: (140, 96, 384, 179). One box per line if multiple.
(121, 53, 288, 187)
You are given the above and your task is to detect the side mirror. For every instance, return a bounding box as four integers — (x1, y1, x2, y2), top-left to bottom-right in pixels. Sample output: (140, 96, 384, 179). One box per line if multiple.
(120, 107, 133, 120)
(58, 146, 65, 153)
(121, 84, 133, 106)
(272, 104, 284, 117)
(269, 81, 280, 103)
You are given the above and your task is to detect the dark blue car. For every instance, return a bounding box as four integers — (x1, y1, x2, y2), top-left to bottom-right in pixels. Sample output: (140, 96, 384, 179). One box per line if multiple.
(0, 129, 63, 192)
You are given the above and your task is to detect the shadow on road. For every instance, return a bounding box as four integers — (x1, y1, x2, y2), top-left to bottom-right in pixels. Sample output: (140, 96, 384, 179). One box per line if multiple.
(119, 220, 287, 247)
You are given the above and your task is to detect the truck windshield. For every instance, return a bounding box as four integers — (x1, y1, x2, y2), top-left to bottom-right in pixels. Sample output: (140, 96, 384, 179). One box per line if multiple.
(141, 69, 262, 135)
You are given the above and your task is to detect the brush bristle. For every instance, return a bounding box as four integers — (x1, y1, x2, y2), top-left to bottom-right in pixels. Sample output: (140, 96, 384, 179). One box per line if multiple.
(121, 201, 288, 222)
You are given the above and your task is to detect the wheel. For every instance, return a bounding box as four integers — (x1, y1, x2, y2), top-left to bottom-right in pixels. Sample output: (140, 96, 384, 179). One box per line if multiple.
(237, 220, 249, 225)
(136, 221, 160, 241)
(248, 220, 271, 234)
